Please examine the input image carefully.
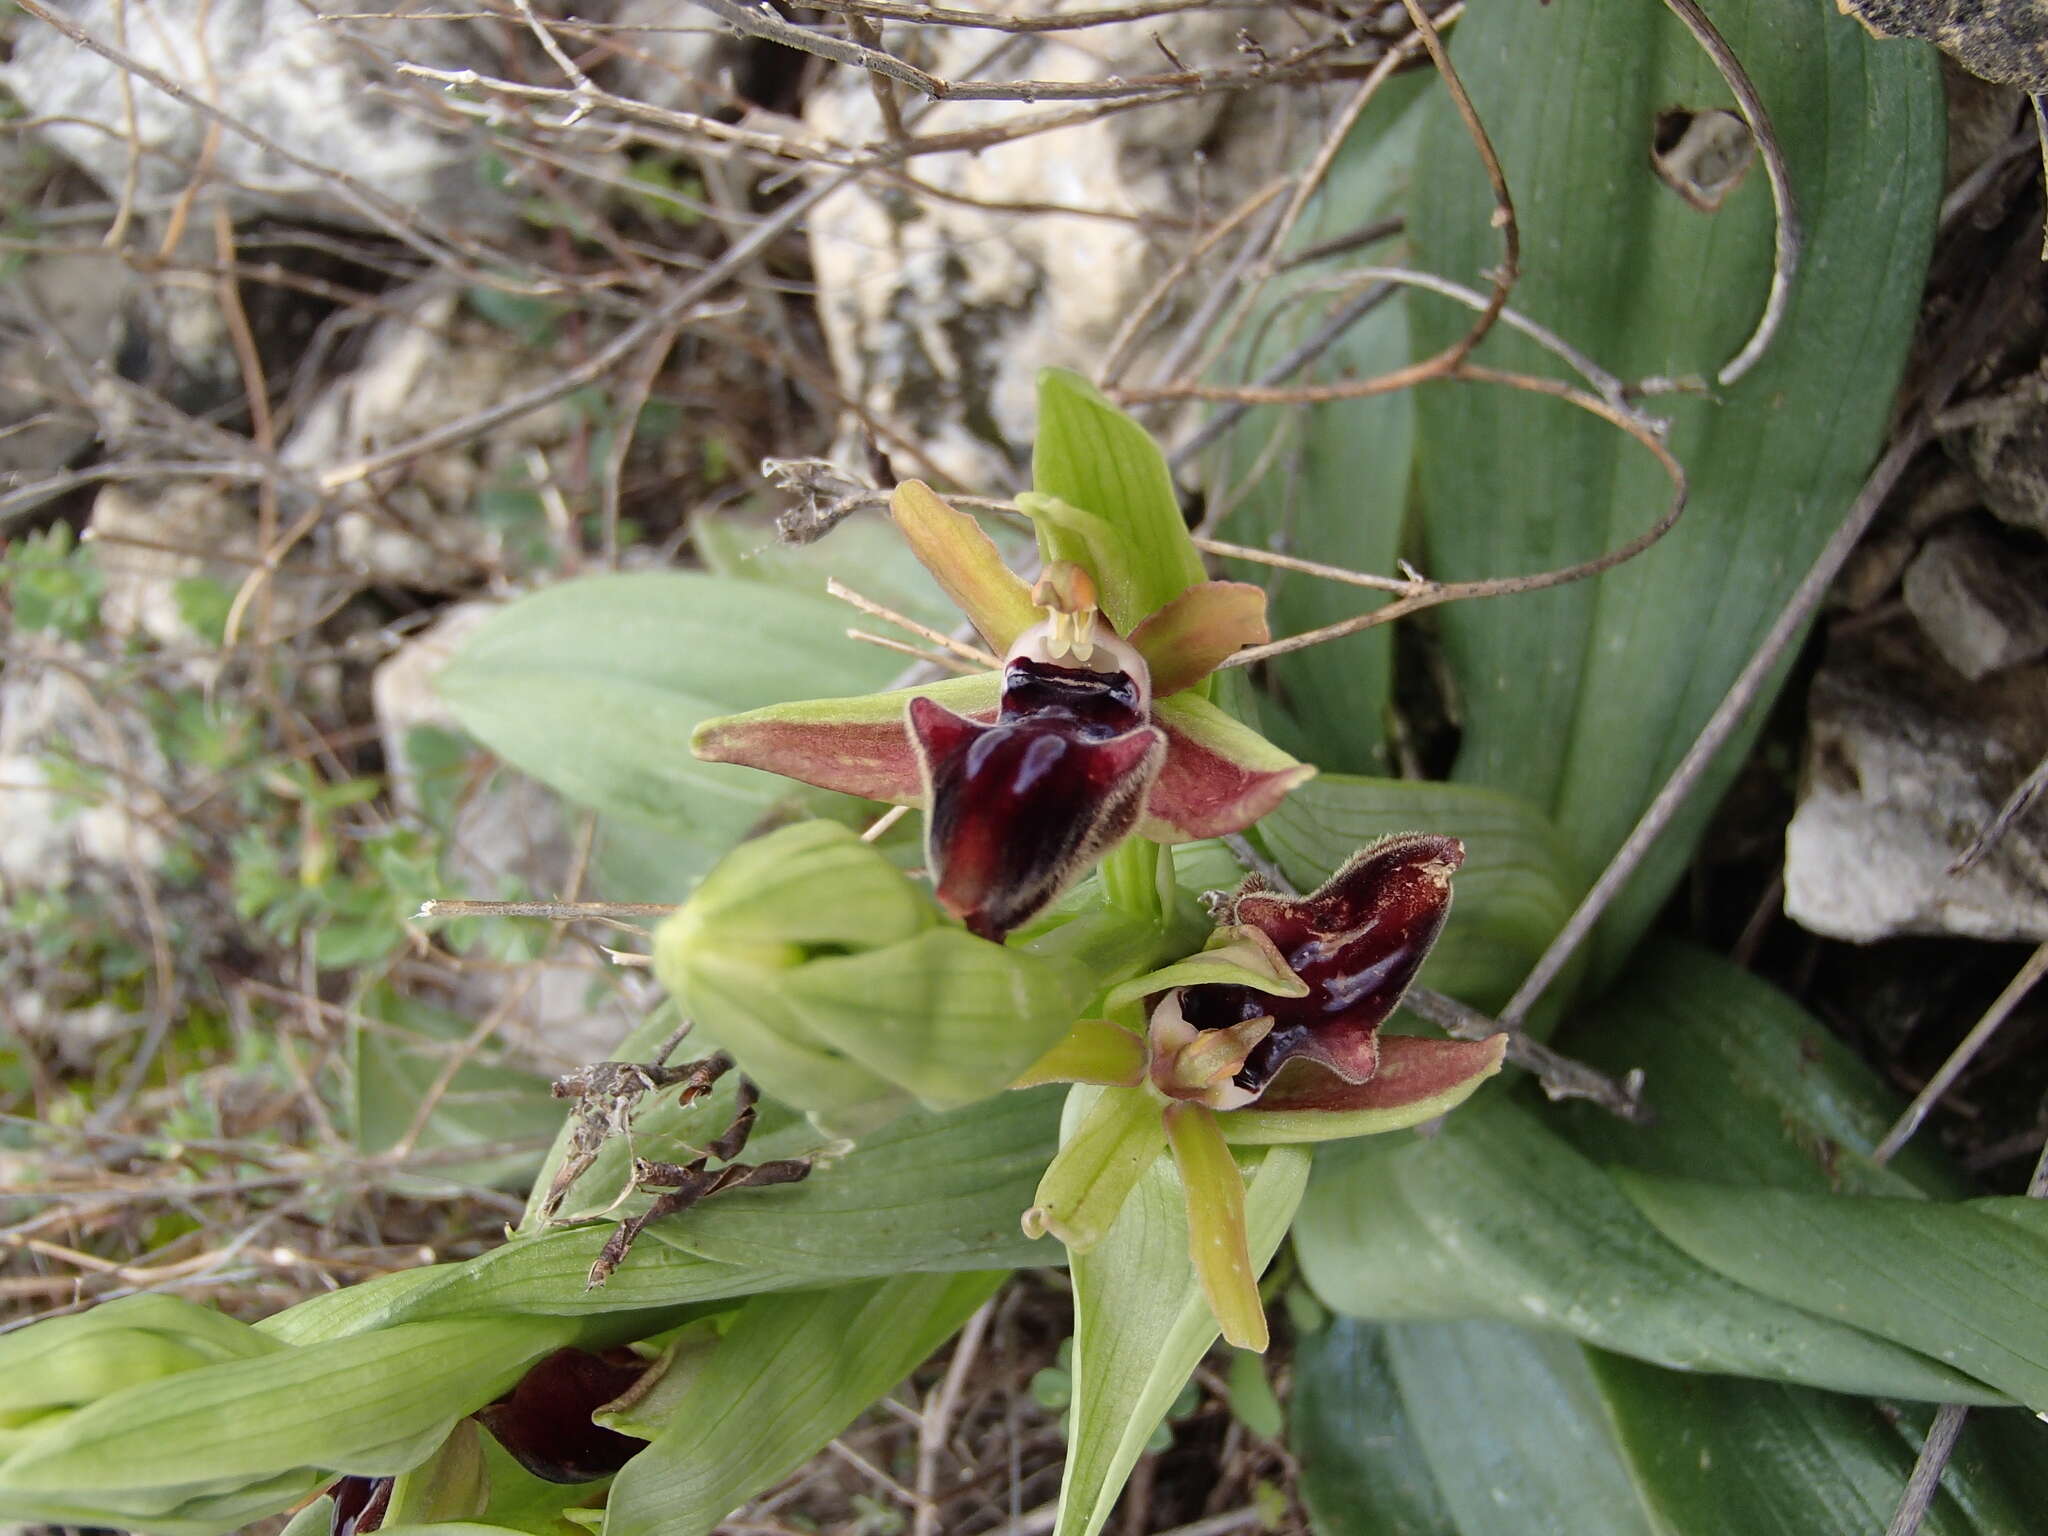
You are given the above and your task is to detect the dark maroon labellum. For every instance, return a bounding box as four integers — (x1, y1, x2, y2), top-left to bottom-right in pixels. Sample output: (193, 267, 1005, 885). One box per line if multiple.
(911, 655, 1165, 940)
(473, 1346, 650, 1485)
(327, 1474, 391, 1536)
(1183, 833, 1464, 1093)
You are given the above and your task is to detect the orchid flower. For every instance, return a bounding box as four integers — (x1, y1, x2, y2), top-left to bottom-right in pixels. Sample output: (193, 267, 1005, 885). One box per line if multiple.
(1017, 834, 1505, 1350)
(693, 481, 1314, 938)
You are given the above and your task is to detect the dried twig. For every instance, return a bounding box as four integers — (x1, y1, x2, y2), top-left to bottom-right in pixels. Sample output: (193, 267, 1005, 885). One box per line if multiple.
(1949, 745, 2048, 875)
(1495, 423, 1929, 1030)
(1658, 0, 1801, 385)
(1873, 942, 2048, 1166)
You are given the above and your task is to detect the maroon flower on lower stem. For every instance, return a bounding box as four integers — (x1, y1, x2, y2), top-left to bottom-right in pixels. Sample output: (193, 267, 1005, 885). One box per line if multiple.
(474, 1346, 649, 1484)
(1152, 834, 1465, 1109)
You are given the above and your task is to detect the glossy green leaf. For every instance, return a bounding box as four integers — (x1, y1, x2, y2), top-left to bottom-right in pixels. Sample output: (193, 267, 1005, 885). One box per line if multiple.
(265, 1088, 1060, 1343)
(1032, 369, 1207, 633)
(1551, 939, 1966, 1199)
(1384, 1323, 1659, 1536)
(0, 1295, 281, 1429)
(1619, 1177, 2048, 1411)
(1056, 1136, 1310, 1536)
(1412, 0, 1942, 976)
(602, 1271, 1002, 1536)
(437, 571, 900, 859)
(1254, 774, 1579, 1017)
(1293, 1094, 2000, 1403)
(0, 1314, 577, 1530)
(1590, 1353, 1994, 1536)
(1213, 78, 1429, 776)
(1292, 1317, 1454, 1536)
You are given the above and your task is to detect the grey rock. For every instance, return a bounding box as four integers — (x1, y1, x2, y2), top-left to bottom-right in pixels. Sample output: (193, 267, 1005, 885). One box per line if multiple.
(1785, 623, 2048, 943)
(1962, 375, 2048, 537)
(2, 1, 506, 229)
(0, 644, 173, 895)
(802, 5, 1337, 488)
(1901, 521, 2048, 679)
(281, 282, 578, 586)
(374, 605, 644, 1063)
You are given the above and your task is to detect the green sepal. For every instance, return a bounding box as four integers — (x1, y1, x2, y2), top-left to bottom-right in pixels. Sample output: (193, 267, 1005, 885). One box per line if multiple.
(780, 927, 1089, 1112)
(1163, 1102, 1267, 1352)
(1056, 1139, 1310, 1536)
(1102, 926, 1307, 1011)
(1029, 369, 1207, 636)
(1024, 1085, 1167, 1253)
(1012, 1019, 1147, 1089)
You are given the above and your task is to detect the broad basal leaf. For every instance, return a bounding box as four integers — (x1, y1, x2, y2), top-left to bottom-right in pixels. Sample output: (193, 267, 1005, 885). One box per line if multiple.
(1213, 78, 1431, 776)
(437, 571, 902, 860)
(1292, 1094, 2000, 1403)
(1619, 1176, 2048, 1411)
(1551, 939, 1966, 1199)
(1411, 0, 1943, 978)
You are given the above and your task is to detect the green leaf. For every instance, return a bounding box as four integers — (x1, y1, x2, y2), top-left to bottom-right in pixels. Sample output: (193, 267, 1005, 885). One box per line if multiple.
(601, 1272, 1001, 1536)
(1032, 369, 1207, 632)
(1550, 939, 1967, 1199)
(436, 571, 902, 864)
(647, 1086, 1062, 1280)
(0, 1315, 577, 1528)
(1293, 1094, 2001, 1402)
(1291, 1317, 1455, 1536)
(1590, 1353, 1995, 1536)
(1056, 1137, 1310, 1536)
(1224, 1349, 1283, 1441)
(1411, 0, 1942, 976)
(1213, 77, 1430, 776)
(1618, 1177, 2048, 1411)
(0, 1295, 282, 1427)
(350, 990, 559, 1191)
(1254, 775, 1580, 1017)
(264, 1089, 1060, 1345)
(1384, 1323, 1659, 1536)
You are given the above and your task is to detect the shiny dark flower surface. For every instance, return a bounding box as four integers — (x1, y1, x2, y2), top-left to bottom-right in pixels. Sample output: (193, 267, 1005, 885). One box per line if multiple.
(1179, 833, 1464, 1096)
(473, 1346, 648, 1485)
(912, 650, 1166, 939)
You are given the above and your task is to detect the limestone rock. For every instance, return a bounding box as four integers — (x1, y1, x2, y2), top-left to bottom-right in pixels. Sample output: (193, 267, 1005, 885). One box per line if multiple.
(2, 0, 506, 229)
(1785, 623, 2048, 943)
(802, 6, 1334, 488)
(1962, 375, 2048, 537)
(0, 646, 172, 895)
(281, 283, 578, 587)
(373, 605, 641, 1063)
(1900, 520, 2048, 679)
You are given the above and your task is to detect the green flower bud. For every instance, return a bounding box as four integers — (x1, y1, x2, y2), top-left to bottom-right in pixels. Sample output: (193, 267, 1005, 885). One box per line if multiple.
(656, 821, 1090, 1126)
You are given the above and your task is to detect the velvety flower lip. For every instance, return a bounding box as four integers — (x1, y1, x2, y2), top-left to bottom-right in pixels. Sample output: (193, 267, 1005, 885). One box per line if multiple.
(691, 481, 1314, 934)
(1154, 833, 1465, 1106)
(912, 627, 1167, 937)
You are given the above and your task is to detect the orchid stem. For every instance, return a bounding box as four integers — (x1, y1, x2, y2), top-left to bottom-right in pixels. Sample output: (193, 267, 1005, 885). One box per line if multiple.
(1100, 838, 1166, 925)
